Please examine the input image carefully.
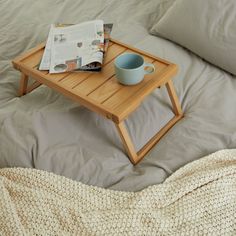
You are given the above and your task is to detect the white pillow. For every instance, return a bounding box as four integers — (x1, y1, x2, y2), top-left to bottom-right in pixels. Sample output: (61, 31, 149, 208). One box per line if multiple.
(150, 0, 236, 76)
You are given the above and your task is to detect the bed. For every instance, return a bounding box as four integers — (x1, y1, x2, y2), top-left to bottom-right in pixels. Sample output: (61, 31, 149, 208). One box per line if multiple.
(1, 0, 236, 194)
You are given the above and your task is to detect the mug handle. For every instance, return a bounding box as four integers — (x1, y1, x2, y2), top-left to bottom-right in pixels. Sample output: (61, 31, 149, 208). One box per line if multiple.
(144, 63, 155, 74)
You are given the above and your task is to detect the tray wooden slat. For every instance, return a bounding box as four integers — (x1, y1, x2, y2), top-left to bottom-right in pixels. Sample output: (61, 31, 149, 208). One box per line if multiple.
(88, 76, 122, 103)
(73, 61, 115, 95)
(59, 72, 90, 89)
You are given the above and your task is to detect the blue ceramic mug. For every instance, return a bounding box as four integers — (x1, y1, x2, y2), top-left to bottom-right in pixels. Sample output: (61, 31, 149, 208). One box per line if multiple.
(114, 53, 155, 85)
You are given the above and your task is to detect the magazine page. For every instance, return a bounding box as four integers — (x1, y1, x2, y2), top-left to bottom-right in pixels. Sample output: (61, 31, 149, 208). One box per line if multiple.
(39, 24, 54, 71)
(49, 20, 104, 73)
(39, 22, 113, 73)
(39, 23, 73, 71)
(76, 23, 113, 72)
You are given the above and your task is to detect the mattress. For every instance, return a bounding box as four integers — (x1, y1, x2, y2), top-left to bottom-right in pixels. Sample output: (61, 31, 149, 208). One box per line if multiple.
(0, 0, 236, 191)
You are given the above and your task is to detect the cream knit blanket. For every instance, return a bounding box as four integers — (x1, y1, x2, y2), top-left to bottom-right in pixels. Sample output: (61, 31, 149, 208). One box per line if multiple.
(0, 149, 236, 235)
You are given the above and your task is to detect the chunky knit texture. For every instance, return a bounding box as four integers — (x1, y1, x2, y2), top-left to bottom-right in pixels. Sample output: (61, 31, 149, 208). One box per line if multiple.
(0, 149, 236, 235)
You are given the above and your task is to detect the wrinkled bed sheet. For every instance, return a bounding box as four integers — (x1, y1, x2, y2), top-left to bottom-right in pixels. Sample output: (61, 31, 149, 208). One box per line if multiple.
(0, 0, 236, 191)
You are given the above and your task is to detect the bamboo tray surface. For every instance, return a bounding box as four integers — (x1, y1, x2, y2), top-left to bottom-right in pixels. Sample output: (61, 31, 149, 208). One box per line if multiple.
(12, 38, 177, 123)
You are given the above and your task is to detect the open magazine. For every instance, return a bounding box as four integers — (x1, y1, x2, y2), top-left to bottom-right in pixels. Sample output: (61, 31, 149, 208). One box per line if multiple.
(39, 20, 113, 73)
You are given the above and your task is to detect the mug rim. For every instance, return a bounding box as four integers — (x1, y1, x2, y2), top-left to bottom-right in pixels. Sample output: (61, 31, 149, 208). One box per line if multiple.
(114, 53, 144, 71)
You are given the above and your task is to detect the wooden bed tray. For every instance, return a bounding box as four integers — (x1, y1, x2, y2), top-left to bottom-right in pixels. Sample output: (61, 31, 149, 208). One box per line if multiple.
(12, 38, 183, 164)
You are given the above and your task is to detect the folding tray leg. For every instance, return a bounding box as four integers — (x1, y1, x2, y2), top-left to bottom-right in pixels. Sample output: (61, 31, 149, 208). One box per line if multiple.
(114, 79, 183, 165)
(19, 73, 29, 96)
(18, 73, 42, 96)
(115, 122, 139, 164)
(165, 80, 183, 116)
